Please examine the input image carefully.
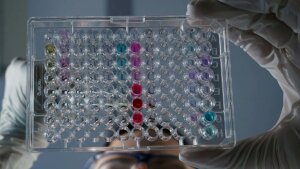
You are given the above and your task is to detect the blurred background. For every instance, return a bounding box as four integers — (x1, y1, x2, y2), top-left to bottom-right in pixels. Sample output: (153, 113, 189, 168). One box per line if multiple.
(0, 0, 282, 168)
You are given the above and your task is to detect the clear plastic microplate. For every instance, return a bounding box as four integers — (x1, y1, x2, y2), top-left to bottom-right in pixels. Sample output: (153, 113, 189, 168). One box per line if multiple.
(26, 16, 235, 151)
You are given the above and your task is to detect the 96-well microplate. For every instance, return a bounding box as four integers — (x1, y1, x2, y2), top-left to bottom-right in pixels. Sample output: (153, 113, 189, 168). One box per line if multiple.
(27, 17, 235, 151)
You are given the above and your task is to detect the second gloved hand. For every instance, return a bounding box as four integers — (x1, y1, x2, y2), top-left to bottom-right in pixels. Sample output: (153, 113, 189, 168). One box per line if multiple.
(180, 0, 300, 169)
(0, 58, 47, 169)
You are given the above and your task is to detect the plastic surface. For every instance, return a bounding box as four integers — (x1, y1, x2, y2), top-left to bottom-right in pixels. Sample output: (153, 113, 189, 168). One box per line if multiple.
(26, 16, 235, 152)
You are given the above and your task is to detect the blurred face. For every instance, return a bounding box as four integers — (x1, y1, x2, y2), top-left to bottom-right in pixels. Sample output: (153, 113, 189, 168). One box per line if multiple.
(89, 138, 192, 169)
(91, 152, 190, 169)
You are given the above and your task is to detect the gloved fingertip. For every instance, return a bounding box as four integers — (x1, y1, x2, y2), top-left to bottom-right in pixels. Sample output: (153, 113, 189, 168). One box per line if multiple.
(179, 149, 203, 168)
(179, 147, 229, 169)
(190, 0, 201, 6)
(186, 1, 204, 17)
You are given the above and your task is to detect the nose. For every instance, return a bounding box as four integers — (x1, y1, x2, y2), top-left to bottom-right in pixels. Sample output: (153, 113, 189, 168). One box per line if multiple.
(131, 163, 149, 169)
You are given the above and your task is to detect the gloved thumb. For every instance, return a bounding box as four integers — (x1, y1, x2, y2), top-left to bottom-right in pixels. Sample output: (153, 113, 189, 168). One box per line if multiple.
(180, 131, 288, 168)
(179, 106, 300, 169)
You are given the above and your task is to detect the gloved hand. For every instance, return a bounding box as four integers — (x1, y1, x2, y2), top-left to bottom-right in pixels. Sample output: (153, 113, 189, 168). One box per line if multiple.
(180, 0, 300, 169)
(0, 58, 47, 169)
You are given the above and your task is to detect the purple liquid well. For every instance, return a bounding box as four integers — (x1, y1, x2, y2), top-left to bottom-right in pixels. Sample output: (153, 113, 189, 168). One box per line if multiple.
(59, 57, 70, 68)
(190, 113, 199, 122)
(131, 42, 141, 53)
(130, 55, 141, 67)
(200, 55, 212, 67)
(188, 69, 198, 80)
(131, 70, 142, 81)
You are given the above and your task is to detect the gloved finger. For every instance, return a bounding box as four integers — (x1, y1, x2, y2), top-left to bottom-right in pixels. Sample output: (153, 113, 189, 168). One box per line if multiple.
(227, 13, 300, 69)
(0, 138, 40, 169)
(190, 0, 300, 34)
(217, 0, 300, 34)
(227, 26, 275, 68)
(0, 58, 27, 137)
(187, 0, 246, 21)
(180, 110, 300, 169)
(228, 27, 300, 125)
(188, 1, 297, 49)
(228, 26, 300, 123)
(187, 1, 293, 49)
(179, 131, 288, 169)
(187, 1, 300, 69)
